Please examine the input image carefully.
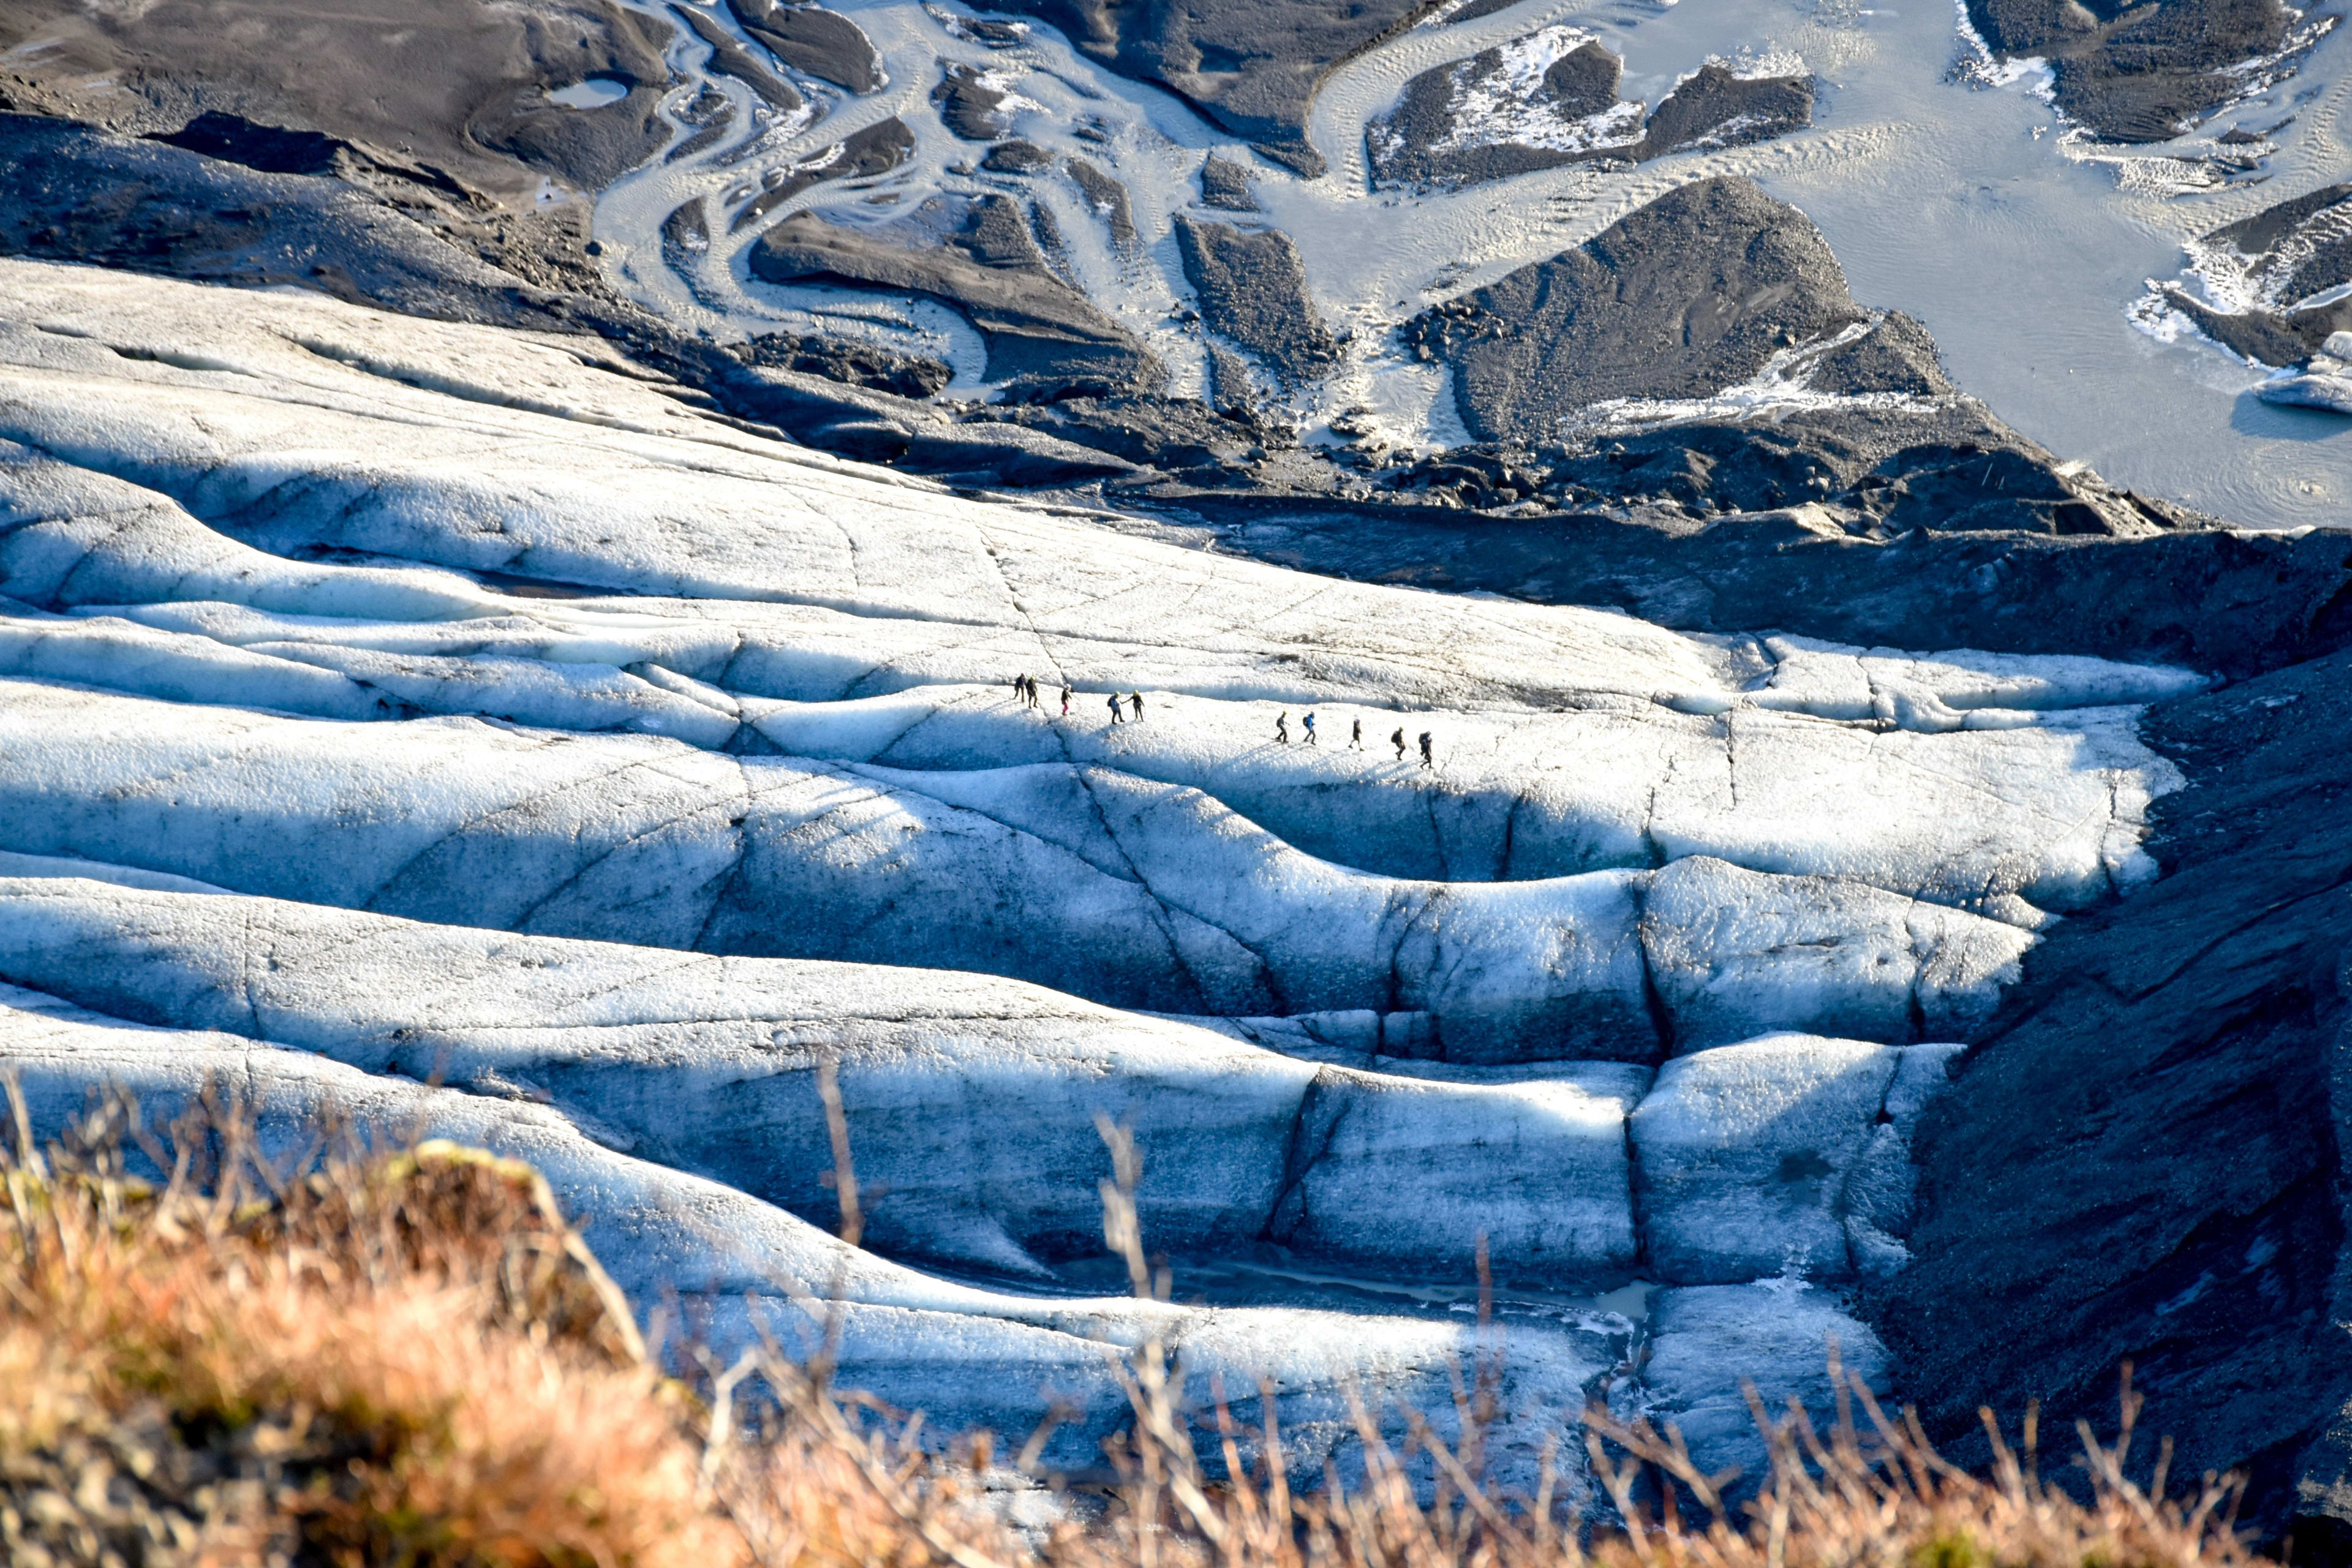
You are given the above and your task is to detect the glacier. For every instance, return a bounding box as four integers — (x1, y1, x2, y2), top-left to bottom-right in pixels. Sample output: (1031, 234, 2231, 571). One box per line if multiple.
(0, 257, 2193, 1486)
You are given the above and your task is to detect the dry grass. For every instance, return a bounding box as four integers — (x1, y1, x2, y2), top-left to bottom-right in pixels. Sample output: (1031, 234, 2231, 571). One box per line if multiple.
(0, 1078, 2267, 1568)
(0, 1082, 737, 1568)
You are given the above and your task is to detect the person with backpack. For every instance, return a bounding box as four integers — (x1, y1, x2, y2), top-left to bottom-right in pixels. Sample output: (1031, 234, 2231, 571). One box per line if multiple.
(1419, 731, 1434, 768)
(1276, 712, 1291, 744)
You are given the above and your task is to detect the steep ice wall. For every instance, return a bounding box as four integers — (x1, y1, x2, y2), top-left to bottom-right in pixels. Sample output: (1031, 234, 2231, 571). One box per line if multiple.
(0, 881, 1901, 1484)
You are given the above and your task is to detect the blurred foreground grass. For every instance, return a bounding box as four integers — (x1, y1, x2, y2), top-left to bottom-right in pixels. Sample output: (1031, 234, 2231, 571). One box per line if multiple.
(0, 1080, 2257, 1568)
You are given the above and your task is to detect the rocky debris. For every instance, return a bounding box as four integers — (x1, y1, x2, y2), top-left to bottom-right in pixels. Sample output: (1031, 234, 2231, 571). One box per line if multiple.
(729, 116, 916, 232)
(1872, 644, 2352, 1546)
(670, 1, 806, 113)
(1442, 412, 2128, 536)
(748, 195, 1161, 391)
(1638, 64, 1812, 156)
(985, 0, 1441, 174)
(1207, 344, 1261, 412)
(732, 328, 954, 398)
(1962, 0, 2318, 141)
(965, 392, 1269, 472)
(0, 113, 2262, 537)
(1402, 178, 1880, 442)
(1174, 216, 1341, 385)
(1200, 153, 1261, 209)
(934, 59, 1015, 140)
(1368, 37, 1811, 190)
(1067, 156, 1138, 247)
(2154, 183, 2352, 366)
(723, 0, 883, 92)
(1137, 489, 2352, 680)
(982, 138, 1055, 172)
(150, 111, 451, 194)
(1807, 311, 1953, 396)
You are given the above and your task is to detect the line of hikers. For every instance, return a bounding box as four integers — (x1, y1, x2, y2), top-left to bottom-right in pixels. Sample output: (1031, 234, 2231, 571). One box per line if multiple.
(1011, 673, 1143, 722)
(1273, 709, 1433, 766)
(1008, 674, 1433, 766)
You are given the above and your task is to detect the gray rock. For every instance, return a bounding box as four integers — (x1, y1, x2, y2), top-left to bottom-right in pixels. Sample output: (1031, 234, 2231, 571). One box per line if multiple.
(1403, 178, 1871, 442)
(660, 83, 739, 164)
(729, 326, 952, 399)
(1807, 311, 1952, 398)
(1199, 153, 1259, 210)
(981, 138, 1055, 173)
(0, 115, 564, 330)
(1636, 64, 1811, 158)
(1370, 37, 1635, 189)
(1146, 489, 2352, 680)
(1174, 216, 1341, 385)
(1964, 0, 2304, 142)
(1368, 46, 1809, 191)
(723, 0, 883, 92)
(1, 0, 677, 197)
(1066, 156, 1137, 248)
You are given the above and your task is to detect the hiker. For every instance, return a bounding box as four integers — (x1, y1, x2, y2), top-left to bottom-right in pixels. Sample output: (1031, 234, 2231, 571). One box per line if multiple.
(1129, 692, 1145, 722)
(1011, 673, 1026, 704)
(1026, 676, 1041, 710)
(1419, 731, 1434, 769)
(1060, 684, 1072, 717)
(1351, 717, 1363, 750)
(1302, 711, 1317, 746)
(1107, 691, 1125, 725)
(1392, 726, 1406, 761)
(1276, 712, 1290, 744)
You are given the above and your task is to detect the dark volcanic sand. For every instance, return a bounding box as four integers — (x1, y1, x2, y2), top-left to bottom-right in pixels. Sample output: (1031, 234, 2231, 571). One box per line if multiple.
(0, 0, 679, 199)
(1403, 178, 1884, 442)
(982, 0, 1444, 174)
(748, 195, 1160, 390)
(1369, 43, 1812, 190)
(1174, 216, 1343, 385)
(723, 0, 883, 92)
(1964, 0, 2304, 140)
